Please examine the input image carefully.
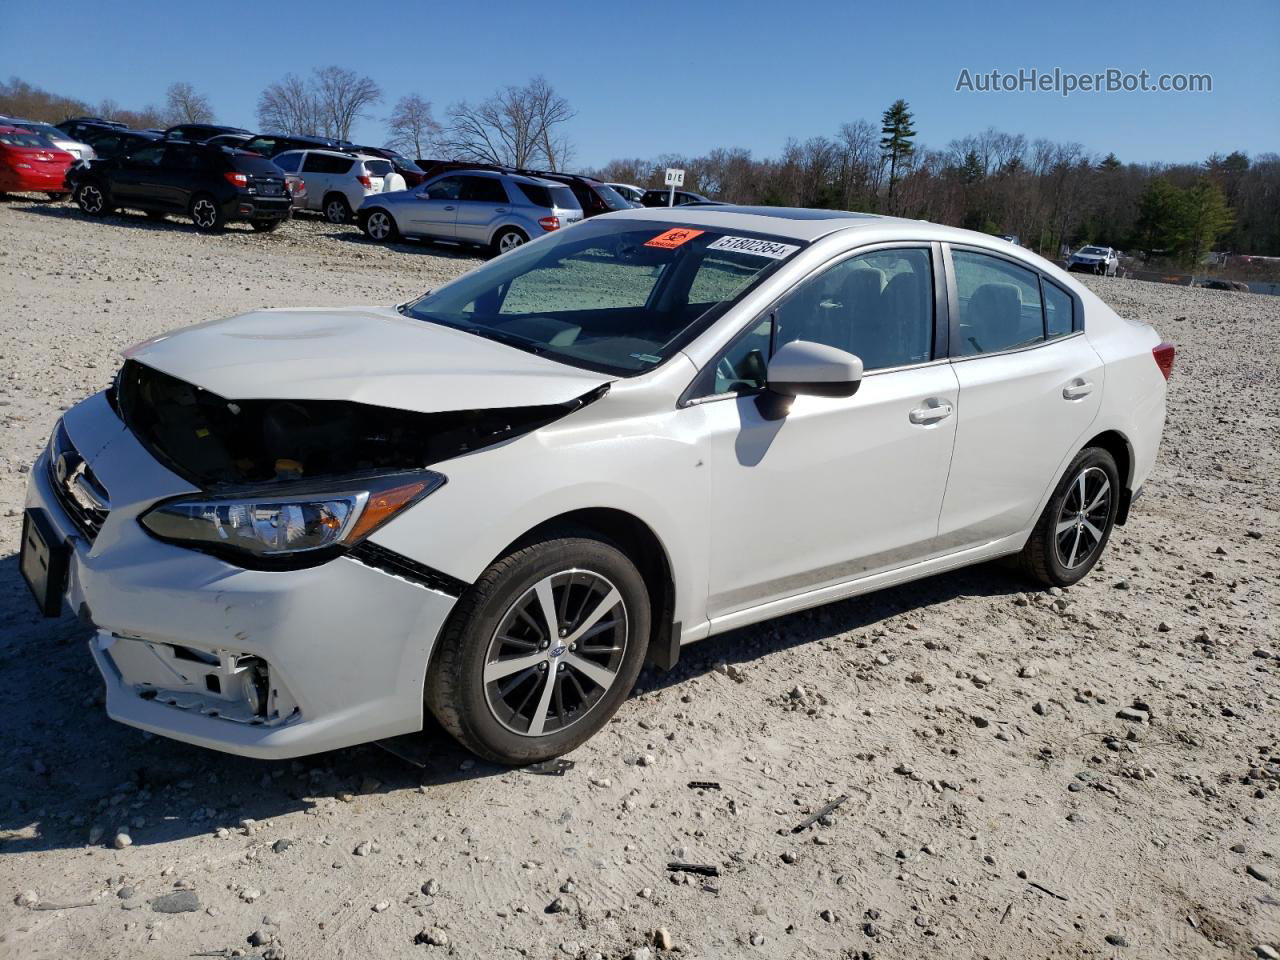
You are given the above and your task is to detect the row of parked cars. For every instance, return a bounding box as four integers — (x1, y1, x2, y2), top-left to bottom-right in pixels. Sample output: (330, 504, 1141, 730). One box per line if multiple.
(2, 113, 721, 251)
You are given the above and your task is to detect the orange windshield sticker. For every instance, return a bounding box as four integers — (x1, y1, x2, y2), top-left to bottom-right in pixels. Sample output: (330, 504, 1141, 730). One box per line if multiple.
(644, 228, 705, 249)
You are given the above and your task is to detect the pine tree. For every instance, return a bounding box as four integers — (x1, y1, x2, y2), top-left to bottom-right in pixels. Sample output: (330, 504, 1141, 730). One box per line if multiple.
(1179, 176, 1234, 266)
(879, 99, 917, 206)
(1133, 178, 1183, 255)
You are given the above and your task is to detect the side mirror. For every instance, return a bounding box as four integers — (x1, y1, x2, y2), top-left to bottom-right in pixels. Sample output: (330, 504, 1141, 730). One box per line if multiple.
(759, 340, 863, 419)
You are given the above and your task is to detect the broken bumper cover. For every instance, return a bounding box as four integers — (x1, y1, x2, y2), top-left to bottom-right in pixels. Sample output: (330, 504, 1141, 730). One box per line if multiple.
(25, 393, 459, 760)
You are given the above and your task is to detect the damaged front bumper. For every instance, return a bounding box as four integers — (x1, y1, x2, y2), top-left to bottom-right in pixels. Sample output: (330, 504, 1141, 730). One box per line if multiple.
(26, 391, 460, 760)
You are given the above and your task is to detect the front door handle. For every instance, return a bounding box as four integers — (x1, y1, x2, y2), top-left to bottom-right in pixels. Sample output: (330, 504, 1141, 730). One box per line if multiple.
(495, 207, 509, 213)
(909, 398, 954, 425)
(1062, 378, 1094, 400)
(443, 205, 455, 211)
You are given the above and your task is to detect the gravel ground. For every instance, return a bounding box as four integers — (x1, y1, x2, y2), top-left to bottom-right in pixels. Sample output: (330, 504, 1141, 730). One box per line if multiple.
(0, 195, 1277, 960)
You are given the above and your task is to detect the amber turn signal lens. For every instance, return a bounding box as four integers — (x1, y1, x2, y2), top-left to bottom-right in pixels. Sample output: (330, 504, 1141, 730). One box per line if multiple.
(342, 480, 429, 544)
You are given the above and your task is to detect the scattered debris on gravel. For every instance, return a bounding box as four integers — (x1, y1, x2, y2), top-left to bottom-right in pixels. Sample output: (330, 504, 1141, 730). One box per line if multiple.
(0, 196, 1277, 958)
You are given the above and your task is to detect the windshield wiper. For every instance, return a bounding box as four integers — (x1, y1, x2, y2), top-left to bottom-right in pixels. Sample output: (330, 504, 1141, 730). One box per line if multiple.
(463, 326, 548, 355)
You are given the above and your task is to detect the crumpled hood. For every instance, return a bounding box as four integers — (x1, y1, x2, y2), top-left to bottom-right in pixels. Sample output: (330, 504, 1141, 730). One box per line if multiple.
(125, 306, 612, 413)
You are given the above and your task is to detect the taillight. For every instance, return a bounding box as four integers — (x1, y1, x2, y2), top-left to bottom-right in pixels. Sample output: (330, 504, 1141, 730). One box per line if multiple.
(538, 216, 560, 231)
(1152, 342, 1175, 380)
(224, 171, 248, 188)
(357, 175, 372, 188)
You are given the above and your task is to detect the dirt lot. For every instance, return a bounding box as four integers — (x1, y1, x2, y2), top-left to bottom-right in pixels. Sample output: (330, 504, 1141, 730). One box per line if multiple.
(0, 196, 1276, 960)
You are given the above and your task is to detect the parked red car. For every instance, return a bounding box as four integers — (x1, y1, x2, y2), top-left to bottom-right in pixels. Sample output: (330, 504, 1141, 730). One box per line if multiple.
(0, 126, 75, 198)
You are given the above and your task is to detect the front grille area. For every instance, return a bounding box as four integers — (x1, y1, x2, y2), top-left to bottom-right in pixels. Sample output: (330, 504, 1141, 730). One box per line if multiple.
(49, 422, 110, 541)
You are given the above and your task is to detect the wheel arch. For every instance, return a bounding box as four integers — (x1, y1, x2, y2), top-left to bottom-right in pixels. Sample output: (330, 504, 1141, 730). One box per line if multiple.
(1082, 429, 1135, 524)
(489, 222, 529, 247)
(435, 506, 679, 676)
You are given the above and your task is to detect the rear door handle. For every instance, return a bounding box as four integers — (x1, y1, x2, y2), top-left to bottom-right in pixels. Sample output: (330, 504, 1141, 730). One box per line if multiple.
(443, 205, 455, 211)
(909, 398, 954, 425)
(1062, 378, 1094, 400)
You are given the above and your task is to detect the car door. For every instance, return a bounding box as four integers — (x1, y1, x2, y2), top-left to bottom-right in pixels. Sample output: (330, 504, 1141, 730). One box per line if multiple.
(937, 245, 1104, 550)
(453, 175, 510, 243)
(695, 244, 960, 620)
(403, 175, 462, 239)
(108, 143, 167, 206)
(299, 152, 338, 211)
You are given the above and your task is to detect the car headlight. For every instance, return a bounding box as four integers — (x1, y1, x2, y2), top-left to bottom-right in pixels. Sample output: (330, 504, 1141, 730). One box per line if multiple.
(139, 471, 444, 564)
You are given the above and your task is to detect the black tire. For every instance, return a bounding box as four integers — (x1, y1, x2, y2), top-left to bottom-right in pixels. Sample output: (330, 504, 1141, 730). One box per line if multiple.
(75, 182, 112, 216)
(189, 193, 224, 233)
(361, 207, 398, 242)
(1018, 447, 1120, 587)
(426, 534, 651, 765)
(323, 193, 352, 224)
(490, 226, 528, 257)
(251, 219, 284, 233)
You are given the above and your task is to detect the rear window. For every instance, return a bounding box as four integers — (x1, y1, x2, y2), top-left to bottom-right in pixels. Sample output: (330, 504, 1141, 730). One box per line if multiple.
(234, 153, 286, 175)
(363, 159, 393, 176)
(515, 182, 578, 210)
(0, 130, 52, 147)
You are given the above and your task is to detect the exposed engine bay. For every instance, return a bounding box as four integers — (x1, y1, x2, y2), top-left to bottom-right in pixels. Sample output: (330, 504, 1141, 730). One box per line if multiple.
(112, 359, 606, 489)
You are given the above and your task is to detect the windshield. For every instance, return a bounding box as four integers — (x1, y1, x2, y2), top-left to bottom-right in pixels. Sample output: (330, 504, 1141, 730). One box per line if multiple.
(1080, 246, 1108, 255)
(0, 130, 53, 147)
(402, 219, 805, 376)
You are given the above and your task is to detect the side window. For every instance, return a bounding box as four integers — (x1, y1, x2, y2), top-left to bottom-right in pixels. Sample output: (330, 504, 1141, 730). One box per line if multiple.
(774, 248, 933, 371)
(712, 319, 773, 395)
(952, 250, 1044, 356)
(273, 152, 301, 173)
(460, 176, 508, 203)
(1043, 280, 1074, 338)
(426, 176, 463, 201)
(301, 153, 324, 173)
(126, 145, 166, 168)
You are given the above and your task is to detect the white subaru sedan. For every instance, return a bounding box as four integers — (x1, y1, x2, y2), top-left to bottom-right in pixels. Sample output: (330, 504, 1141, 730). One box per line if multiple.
(21, 206, 1174, 765)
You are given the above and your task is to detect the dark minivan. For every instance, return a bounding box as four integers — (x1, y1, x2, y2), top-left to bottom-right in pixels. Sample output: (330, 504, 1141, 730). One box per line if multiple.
(72, 141, 292, 232)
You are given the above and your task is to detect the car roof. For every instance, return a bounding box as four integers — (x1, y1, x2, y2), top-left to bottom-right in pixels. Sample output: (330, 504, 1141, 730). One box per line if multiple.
(598, 204, 1012, 244)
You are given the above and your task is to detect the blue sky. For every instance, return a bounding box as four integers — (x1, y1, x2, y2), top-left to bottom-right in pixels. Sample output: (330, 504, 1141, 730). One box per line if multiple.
(3, 0, 1276, 168)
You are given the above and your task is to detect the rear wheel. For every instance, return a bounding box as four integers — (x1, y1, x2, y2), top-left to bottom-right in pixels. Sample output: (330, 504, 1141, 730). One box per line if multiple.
(1018, 447, 1119, 587)
(323, 193, 352, 224)
(491, 227, 528, 256)
(362, 208, 398, 242)
(189, 193, 224, 232)
(75, 182, 112, 216)
(426, 535, 650, 765)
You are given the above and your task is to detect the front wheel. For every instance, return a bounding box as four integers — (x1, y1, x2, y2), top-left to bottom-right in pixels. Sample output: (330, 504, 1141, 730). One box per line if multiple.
(1018, 447, 1120, 587)
(189, 193, 224, 232)
(75, 182, 112, 216)
(491, 227, 528, 256)
(426, 535, 651, 764)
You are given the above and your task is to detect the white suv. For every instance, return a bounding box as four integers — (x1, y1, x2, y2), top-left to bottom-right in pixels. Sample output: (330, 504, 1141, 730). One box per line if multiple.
(272, 149, 394, 223)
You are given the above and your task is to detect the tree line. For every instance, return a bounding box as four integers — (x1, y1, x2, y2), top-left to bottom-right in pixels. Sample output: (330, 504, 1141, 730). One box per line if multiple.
(596, 100, 1277, 263)
(4, 75, 1275, 261)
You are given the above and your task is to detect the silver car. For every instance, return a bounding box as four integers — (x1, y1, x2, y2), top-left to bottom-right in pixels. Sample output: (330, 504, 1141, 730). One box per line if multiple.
(0, 116, 96, 162)
(357, 169, 584, 255)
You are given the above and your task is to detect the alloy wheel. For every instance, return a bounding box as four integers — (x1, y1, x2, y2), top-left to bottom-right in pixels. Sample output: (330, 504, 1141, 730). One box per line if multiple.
(78, 185, 103, 214)
(498, 231, 524, 253)
(368, 211, 391, 240)
(326, 200, 347, 223)
(192, 199, 217, 228)
(1054, 466, 1111, 569)
(483, 569, 628, 737)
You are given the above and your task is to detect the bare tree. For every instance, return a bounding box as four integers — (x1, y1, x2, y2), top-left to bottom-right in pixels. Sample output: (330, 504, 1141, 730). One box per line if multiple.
(313, 66, 382, 141)
(256, 73, 320, 135)
(440, 75, 574, 170)
(385, 93, 441, 159)
(164, 82, 214, 125)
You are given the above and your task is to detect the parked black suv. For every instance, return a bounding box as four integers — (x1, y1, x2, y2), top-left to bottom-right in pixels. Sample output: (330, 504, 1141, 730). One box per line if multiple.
(72, 141, 292, 232)
(57, 117, 126, 142)
(163, 123, 252, 142)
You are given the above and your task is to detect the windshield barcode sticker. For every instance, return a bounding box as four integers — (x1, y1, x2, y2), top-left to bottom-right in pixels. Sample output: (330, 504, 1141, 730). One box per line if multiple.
(706, 236, 800, 259)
